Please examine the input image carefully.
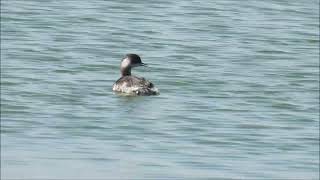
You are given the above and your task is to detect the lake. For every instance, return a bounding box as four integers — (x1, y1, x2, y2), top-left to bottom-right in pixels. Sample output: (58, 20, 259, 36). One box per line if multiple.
(1, 0, 319, 179)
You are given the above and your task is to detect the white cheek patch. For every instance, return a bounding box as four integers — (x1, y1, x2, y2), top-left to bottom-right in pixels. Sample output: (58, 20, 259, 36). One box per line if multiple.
(121, 58, 131, 67)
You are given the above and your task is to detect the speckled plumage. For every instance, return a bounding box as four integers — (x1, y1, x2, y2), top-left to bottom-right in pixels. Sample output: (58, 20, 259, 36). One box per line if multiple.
(113, 76, 159, 96)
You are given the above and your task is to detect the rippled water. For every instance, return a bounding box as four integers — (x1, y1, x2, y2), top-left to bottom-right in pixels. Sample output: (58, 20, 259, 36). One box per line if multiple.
(1, 0, 319, 179)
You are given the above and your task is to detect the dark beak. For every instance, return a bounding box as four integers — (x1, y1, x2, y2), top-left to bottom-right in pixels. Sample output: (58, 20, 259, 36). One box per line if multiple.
(140, 63, 147, 66)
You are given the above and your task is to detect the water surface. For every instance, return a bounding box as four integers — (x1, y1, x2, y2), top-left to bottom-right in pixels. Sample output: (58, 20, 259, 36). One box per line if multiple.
(1, 0, 319, 179)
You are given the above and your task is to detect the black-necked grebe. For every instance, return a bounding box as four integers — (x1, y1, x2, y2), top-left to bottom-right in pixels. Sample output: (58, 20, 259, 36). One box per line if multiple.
(112, 54, 159, 96)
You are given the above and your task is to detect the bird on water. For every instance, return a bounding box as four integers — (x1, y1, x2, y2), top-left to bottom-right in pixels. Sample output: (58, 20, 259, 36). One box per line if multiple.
(112, 54, 159, 96)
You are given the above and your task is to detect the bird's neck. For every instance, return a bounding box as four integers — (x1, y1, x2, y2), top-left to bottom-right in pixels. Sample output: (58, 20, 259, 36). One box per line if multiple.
(121, 66, 131, 76)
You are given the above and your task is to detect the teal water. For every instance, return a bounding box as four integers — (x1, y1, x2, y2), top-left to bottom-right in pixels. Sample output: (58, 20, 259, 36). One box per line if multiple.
(1, 0, 319, 179)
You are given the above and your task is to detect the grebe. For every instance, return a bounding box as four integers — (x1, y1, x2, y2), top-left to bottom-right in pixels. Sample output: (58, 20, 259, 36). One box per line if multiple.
(112, 54, 159, 96)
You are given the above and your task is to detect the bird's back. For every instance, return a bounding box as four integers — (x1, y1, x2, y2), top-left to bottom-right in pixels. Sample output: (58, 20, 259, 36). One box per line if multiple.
(112, 76, 159, 96)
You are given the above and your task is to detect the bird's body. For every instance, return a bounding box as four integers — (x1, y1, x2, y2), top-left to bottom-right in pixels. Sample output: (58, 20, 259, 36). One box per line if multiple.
(113, 75, 158, 96)
(112, 54, 159, 96)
